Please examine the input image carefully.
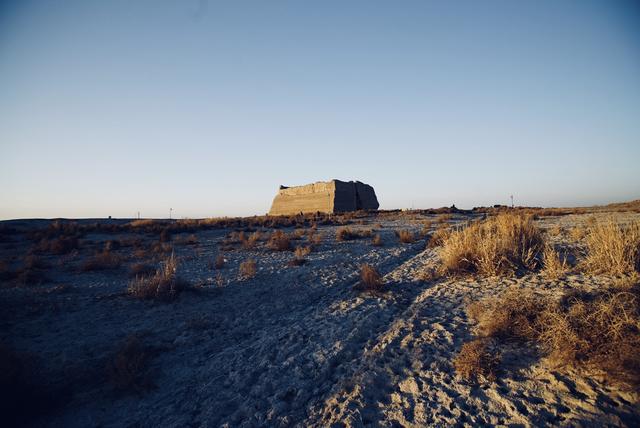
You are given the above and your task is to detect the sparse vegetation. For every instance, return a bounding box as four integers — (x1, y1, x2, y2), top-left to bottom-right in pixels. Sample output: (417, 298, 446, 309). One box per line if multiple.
(438, 213, 544, 276)
(427, 225, 451, 248)
(336, 227, 371, 241)
(541, 244, 569, 280)
(127, 254, 189, 301)
(268, 230, 292, 251)
(372, 234, 383, 247)
(82, 250, 122, 271)
(238, 259, 257, 279)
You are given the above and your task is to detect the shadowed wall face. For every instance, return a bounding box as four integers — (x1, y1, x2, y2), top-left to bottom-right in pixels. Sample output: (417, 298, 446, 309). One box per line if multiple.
(269, 180, 379, 215)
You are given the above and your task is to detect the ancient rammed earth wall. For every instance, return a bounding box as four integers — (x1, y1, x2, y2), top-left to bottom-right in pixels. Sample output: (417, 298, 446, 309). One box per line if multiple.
(269, 180, 379, 216)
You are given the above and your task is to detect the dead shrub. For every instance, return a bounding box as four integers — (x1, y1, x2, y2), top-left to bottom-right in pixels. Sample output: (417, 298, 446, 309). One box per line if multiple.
(542, 245, 569, 280)
(439, 213, 544, 276)
(106, 335, 155, 393)
(127, 253, 188, 301)
(238, 259, 257, 280)
(268, 230, 292, 251)
(336, 227, 357, 241)
(372, 234, 383, 247)
(396, 229, 415, 244)
(453, 339, 500, 383)
(242, 231, 261, 249)
(309, 232, 323, 246)
(294, 246, 311, 258)
(581, 218, 640, 275)
(355, 264, 384, 292)
(82, 250, 122, 271)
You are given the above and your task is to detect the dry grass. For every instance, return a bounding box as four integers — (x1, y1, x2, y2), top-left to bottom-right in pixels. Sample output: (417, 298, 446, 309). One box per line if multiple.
(242, 231, 261, 249)
(268, 231, 292, 251)
(467, 286, 640, 386)
(355, 264, 384, 292)
(427, 225, 451, 248)
(238, 259, 257, 280)
(82, 250, 122, 271)
(453, 339, 500, 383)
(35, 236, 79, 255)
(106, 335, 154, 393)
(439, 213, 544, 276)
(336, 227, 371, 241)
(372, 234, 383, 247)
(396, 229, 415, 244)
(308, 232, 323, 246)
(127, 254, 188, 301)
(128, 263, 156, 278)
(580, 218, 640, 275)
(294, 246, 311, 258)
(541, 245, 569, 280)
(570, 226, 586, 242)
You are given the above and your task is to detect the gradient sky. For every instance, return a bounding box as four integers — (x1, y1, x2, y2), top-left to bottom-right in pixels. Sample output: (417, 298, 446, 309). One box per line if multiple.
(1, 1, 639, 219)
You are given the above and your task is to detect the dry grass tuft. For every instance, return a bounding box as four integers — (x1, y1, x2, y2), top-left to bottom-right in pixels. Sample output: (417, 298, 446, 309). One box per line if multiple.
(427, 225, 451, 248)
(467, 286, 640, 386)
(581, 218, 640, 275)
(106, 335, 155, 393)
(127, 254, 188, 301)
(396, 229, 415, 244)
(372, 234, 383, 247)
(542, 245, 569, 280)
(356, 264, 384, 292)
(238, 259, 257, 280)
(439, 213, 544, 276)
(268, 231, 292, 251)
(453, 339, 500, 383)
(294, 246, 311, 259)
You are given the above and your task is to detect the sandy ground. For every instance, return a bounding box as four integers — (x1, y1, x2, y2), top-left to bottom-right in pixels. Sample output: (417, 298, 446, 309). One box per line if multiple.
(1, 212, 639, 427)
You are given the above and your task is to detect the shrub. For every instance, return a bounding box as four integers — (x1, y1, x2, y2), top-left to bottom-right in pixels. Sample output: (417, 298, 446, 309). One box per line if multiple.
(127, 254, 188, 301)
(308, 232, 323, 246)
(541, 245, 568, 280)
(336, 227, 357, 241)
(356, 264, 384, 292)
(439, 213, 544, 276)
(453, 339, 500, 383)
(238, 259, 257, 280)
(242, 231, 261, 249)
(106, 335, 154, 393)
(397, 229, 415, 244)
(372, 234, 383, 247)
(82, 250, 121, 271)
(581, 218, 640, 275)
(268, 231, 292, 251)
(294, 246, 311, 258)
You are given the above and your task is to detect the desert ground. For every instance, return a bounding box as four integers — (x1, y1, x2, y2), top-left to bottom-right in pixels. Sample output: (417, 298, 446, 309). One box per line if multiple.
(1, 207, 639, 427)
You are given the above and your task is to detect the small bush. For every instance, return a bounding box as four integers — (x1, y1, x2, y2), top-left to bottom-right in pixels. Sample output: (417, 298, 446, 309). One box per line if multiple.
(397, 229, 415, 244)
(238, 259, 257, 280)
(453, 339, 500, 383)
(106, 335, 154, 393)
(581, 218, 640, 275)
(439, 213, 544, 276)
(336, 227, 357, 241)
(294, 246, 311, 259)
(356, 264, 384, 292)
(127, 254, 188, 301)
(308, 232, 323, 246)
(372, 234, 383, 247)
(242, 231, 261, 249)
(268, 231, 292, 251)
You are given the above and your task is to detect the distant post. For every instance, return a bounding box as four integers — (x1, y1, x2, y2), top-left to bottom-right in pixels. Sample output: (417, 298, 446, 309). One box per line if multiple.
(169, 208, 173, 220)
(510, 195, 514, 208)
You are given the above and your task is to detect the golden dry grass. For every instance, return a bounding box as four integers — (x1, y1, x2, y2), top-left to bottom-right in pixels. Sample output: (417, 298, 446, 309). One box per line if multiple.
(453, 339, 500, 383)
(439, 213, 544, 276)
(268, 231, 292, 251)
(127, 254, 188, 301)
(581, 218, 640, 275)
(238, 259, 257, 280)
(356, 264, 384, 292)
(396, 229, 415, 244)
(541, 244, 569, 280)
(467, 286, 640, 386)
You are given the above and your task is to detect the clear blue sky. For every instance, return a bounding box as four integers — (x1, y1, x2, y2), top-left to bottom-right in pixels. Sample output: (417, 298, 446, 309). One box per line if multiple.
(1, 0, 639, 219)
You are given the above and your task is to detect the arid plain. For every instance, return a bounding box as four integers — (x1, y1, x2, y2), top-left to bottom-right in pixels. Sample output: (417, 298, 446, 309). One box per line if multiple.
(1, 203, 639, 427)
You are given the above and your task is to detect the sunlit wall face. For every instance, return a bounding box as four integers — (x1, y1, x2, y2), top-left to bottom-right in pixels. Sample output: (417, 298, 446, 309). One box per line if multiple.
(1, 1, 639, 219)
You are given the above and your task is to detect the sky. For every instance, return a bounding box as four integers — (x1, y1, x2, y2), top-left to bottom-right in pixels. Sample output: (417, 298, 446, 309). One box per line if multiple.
(1, 0, 639, 219)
